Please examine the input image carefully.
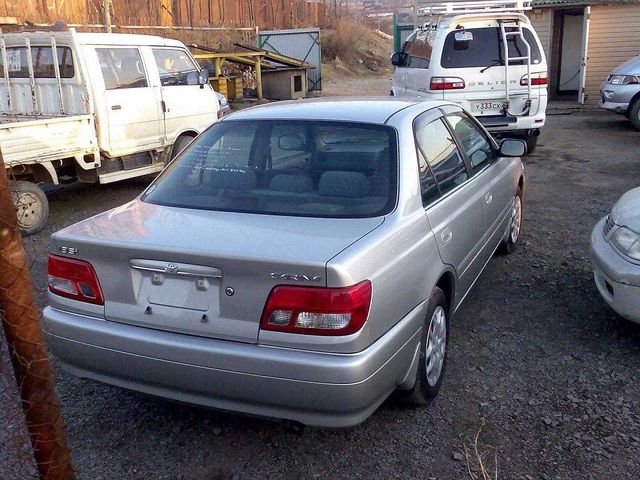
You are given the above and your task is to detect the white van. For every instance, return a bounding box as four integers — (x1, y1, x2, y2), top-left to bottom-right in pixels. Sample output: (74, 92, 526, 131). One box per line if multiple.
(391, 1, 547, 153)
(0, 29, 219, 234)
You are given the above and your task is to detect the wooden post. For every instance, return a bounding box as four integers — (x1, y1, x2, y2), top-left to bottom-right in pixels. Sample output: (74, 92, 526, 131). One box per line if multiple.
(0, 156, 75, 480)
(255, 55, 263, 100)
(103, 0, 112, 33)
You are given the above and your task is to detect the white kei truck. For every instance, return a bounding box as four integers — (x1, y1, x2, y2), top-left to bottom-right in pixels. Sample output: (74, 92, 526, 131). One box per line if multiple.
(0, 28, 220, 235)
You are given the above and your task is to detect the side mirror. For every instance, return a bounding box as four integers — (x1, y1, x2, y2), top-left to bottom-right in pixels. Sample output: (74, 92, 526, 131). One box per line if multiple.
(198, 68, 209, 85)
(499, 139, 527, 157)
(391, 52, 408, 67)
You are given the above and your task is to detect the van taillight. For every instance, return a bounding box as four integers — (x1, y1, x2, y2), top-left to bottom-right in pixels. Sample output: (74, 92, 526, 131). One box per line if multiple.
(430, 76, 465, 90)
(260, 281, 372, 336)
(48, 255, 104, 305)
(520, 73, 548, 86)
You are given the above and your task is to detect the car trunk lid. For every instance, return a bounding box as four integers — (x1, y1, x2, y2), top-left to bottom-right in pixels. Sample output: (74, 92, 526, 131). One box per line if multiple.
(52, 200, 384, 343)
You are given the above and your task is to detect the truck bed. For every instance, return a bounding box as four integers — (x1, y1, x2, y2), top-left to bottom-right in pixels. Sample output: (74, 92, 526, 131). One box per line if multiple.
(0, 114, 98, 168)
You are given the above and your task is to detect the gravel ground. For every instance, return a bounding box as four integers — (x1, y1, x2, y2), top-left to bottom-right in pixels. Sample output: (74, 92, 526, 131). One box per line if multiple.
(2, 94, 640, 480)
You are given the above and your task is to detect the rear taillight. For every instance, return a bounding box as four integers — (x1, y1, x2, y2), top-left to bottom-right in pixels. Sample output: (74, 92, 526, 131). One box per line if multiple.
(430, 76, 465, 90)
(48, 255, 104, 305)
(260, 281, 372, 336)
(520, 72, 548, 86)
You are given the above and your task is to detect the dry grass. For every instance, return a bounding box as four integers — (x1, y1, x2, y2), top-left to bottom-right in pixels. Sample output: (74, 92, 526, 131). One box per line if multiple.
(321, 20, 392, 76)
(461, 419, 499, 480)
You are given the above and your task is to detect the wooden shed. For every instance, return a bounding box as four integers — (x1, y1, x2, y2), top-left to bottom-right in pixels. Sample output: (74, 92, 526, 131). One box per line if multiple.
(526, 0, 640, 105)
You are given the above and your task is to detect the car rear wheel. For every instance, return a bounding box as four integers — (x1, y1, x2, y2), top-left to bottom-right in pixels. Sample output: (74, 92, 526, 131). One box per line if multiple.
(498, 185, 523, 255)
(10, 181, 49, 236)
(629, 99, 640, 130)
(397, 287, 449, 406)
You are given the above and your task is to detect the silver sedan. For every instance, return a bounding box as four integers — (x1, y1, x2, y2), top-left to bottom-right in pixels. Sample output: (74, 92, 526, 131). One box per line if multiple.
(592, 187, 640, 323)
(600, 55, 640, 130)
(44, 98, 525, 427)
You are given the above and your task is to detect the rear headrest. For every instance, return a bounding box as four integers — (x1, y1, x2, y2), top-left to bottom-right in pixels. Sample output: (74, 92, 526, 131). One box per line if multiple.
(209, 167, 256, 190)
(319, 171, 369, 198)
(269, 174, 313, 193)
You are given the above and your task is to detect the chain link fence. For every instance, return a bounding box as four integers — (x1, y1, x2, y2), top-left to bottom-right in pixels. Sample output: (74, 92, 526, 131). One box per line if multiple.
(0, 167, 75, 480)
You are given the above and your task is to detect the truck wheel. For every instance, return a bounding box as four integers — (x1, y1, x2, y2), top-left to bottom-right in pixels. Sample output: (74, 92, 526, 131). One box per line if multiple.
(396, 287, 449, 407)
(171, 134, 195, 160)
(10, 181, 49, 236)
(524, 135, 538, 154)
(629, 99, 640, 130)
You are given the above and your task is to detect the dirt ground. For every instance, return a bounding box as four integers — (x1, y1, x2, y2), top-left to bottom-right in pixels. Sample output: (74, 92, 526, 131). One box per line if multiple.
(3, 79, 640, 479)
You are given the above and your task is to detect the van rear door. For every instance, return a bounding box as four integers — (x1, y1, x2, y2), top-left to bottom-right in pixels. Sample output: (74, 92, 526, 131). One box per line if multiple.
(439, 25, 546, 117)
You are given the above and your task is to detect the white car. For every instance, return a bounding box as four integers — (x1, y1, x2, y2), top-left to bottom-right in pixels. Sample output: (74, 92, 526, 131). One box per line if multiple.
(591, 187, 640, 324)
(392, 1, 547, 153)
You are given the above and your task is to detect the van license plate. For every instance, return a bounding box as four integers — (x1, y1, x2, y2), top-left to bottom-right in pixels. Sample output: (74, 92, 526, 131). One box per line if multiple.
(472, 101, 503, 112)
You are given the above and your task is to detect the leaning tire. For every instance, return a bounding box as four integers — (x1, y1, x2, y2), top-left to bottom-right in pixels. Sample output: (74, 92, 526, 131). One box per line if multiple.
(524, 135, 538, 154)
(629, 99, 640, 130)
(10, 181, 49, 236)
(171, 134, 195, 160)
(498, 185, 524, 255)
(398, 287, 449, 406)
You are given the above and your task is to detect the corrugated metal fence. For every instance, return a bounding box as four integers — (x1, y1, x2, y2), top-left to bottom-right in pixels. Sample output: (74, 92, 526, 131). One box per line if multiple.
(259, 28, 322, 91)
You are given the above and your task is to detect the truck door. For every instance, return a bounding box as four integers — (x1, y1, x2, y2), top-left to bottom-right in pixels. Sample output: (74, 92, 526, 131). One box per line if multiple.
(94, 47, 164, 156)
(150, 47, 218, 144)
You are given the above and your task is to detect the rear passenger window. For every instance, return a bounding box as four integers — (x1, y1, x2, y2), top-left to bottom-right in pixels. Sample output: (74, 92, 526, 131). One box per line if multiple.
(96, 48, 148, 89)
(446, 113, 497, 169)
(415, 118, 469, 199)
(403, 30, 435, 69)
(0, 46, 74, 78)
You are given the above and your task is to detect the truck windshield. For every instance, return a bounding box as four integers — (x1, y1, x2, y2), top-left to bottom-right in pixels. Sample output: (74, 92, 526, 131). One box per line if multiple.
(441, 27, 542, 69)
(143, 120, 398, 218)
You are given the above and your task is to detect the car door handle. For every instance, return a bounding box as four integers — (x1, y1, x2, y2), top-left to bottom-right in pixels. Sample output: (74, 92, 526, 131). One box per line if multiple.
(485, 193, 493, 204)
(111, 104, 121, 110)
(441, 228, 453, 245)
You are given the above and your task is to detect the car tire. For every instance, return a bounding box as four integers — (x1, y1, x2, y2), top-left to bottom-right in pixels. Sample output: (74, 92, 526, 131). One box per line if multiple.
(10, 181, 49, 236)
(629, 98, 640, 130)
(498, 185, 524, 255)
(171, 134, 195, 160)
(397, 287, 449, 407)
(524, 135, 538, 154)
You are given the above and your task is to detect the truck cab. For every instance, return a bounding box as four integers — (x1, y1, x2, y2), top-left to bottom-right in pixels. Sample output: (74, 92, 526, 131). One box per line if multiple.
(391, 1, 547, 153)
(0, 29, 219, 234)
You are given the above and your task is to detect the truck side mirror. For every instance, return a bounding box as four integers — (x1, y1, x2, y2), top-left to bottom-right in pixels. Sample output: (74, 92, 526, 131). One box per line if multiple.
(391, 52, 408, 67)
(198, 68, 209, 86)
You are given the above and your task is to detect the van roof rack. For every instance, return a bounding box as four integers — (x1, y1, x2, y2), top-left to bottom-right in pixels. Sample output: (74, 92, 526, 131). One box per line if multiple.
(417, 1, 532, 16)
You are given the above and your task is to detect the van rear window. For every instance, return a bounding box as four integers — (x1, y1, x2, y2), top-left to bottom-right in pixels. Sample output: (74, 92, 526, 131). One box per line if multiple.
(441, 27, 542, 69)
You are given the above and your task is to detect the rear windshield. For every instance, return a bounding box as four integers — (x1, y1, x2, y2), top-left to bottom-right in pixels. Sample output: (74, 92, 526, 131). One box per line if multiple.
(143, 120, 398, 218)
(441, 27, 542, 68)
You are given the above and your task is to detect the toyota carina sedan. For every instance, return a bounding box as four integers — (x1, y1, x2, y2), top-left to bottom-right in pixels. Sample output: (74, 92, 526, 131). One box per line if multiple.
(44, 98, 526, 427)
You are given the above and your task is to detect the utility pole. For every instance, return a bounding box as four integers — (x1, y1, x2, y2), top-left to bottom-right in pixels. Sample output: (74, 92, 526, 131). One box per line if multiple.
(103, 0, 112, 33)
(0, 156, 74, 480)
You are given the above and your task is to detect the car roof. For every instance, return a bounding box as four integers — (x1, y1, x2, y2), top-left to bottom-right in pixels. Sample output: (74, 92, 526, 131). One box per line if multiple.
(2, 31, 186, 48)
(224, 97, 447, 124)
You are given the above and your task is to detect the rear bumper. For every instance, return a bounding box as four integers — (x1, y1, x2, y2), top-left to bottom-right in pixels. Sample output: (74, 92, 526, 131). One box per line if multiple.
(43, 305, 423, 427)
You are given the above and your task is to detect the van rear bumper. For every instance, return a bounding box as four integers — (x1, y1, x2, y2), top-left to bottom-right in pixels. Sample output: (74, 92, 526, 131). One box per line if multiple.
(43, 305, 423, 427)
